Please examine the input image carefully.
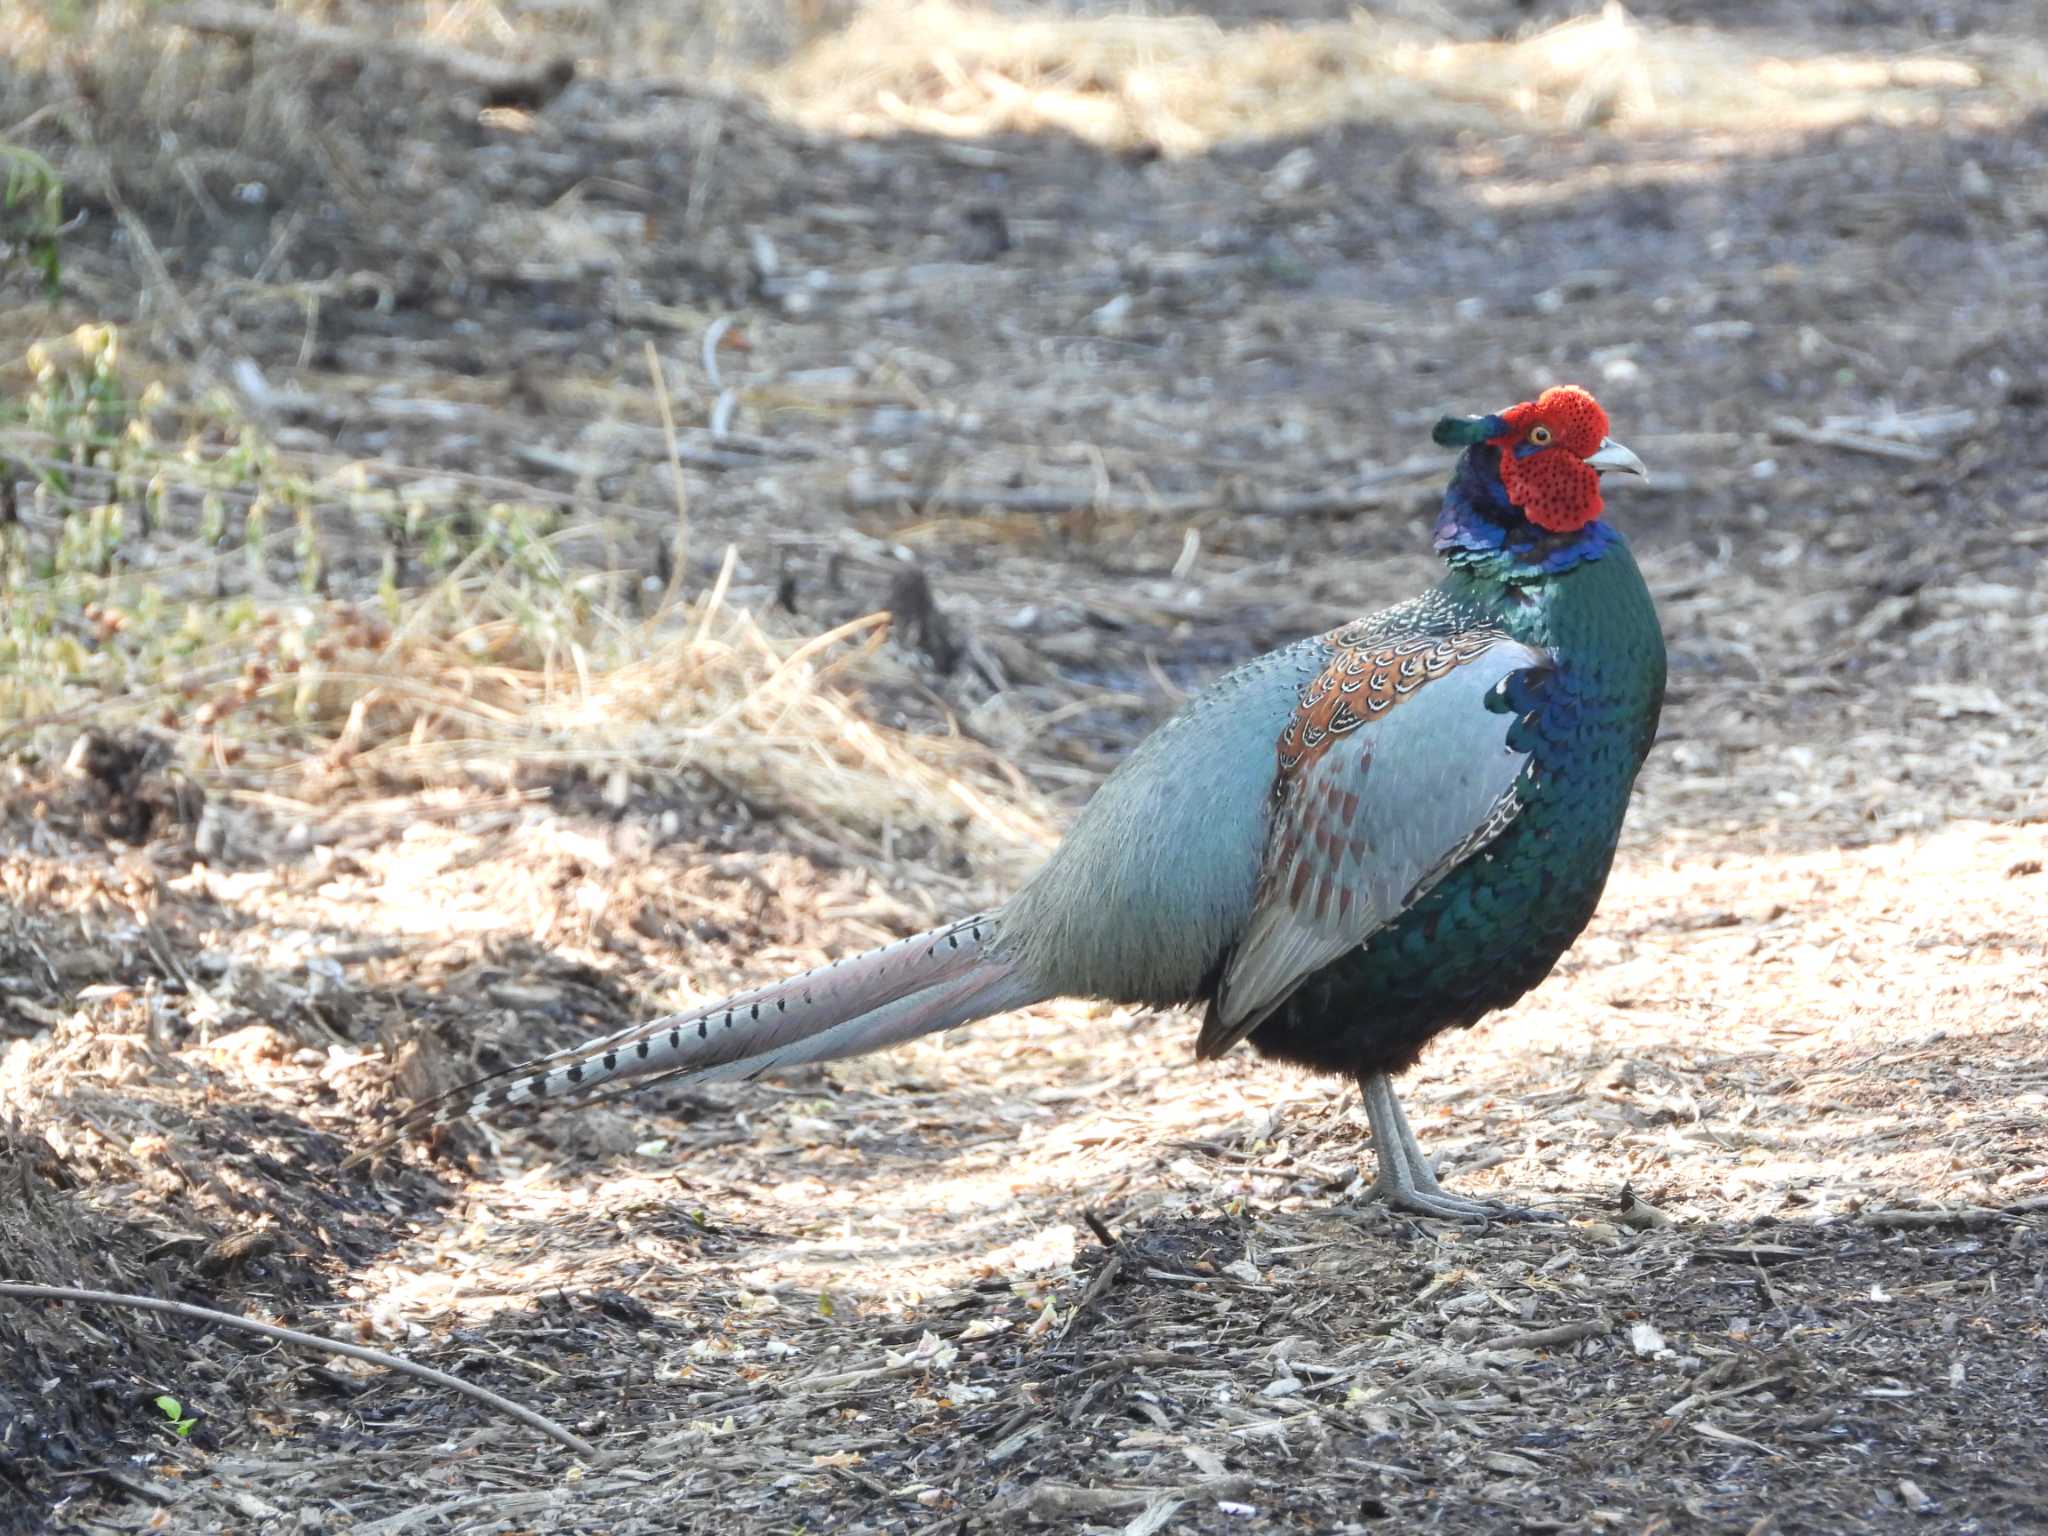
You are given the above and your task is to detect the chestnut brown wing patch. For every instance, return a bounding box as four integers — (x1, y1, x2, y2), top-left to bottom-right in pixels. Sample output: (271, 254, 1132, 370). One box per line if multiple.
(1276, 627, 1508, 780)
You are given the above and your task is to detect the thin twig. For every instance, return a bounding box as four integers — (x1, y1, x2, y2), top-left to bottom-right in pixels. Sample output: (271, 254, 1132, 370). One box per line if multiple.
(1687, 1245, 1812, 1267)
(1768, 415, 1941, 462)
(646, 338, 690, 614)
(0, 1282, 596, 1457)
(1666, 1373, 1787, 1421)
(1471, 1315, 1611, 1354)
(841, 459, 1465, 518)
(1057, 1251, 1124, 1340)
(1856, 1197, 2048, 1230)
(701, 315, 734, 392)
(846, 479, 1211, 517)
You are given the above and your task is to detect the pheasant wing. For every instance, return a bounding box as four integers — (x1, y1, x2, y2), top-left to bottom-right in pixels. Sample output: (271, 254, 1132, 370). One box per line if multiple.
(1197, 626, 1552, 1059)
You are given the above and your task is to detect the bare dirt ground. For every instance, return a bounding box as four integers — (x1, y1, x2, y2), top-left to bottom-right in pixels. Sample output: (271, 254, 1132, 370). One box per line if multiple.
(3, 0, 2047, 1531)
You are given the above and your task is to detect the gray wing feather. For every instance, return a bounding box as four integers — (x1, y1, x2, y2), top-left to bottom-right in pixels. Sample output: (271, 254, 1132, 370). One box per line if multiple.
(1201, 637, 1548, 1055)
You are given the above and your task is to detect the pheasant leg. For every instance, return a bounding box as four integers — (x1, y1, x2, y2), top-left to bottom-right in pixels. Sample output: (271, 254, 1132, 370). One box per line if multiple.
(1358, 1071, 1510, 1222)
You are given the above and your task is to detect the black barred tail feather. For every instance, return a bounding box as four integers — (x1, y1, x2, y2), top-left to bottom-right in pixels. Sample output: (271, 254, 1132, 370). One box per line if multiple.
(355, 914, 1040, 1161)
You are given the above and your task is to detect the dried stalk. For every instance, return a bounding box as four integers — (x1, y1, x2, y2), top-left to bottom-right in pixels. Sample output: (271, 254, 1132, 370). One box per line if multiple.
(0, 1281, 597, 1457)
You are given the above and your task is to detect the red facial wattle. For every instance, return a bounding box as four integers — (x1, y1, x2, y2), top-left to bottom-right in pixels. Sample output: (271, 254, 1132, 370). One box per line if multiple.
(1488, 385, 1613, 533)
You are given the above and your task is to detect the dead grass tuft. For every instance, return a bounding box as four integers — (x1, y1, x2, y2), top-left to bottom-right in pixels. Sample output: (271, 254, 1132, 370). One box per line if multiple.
(299, 591, 1057, 881)
(761, 0, 2025, 155)
(0, 327, 1052, 901)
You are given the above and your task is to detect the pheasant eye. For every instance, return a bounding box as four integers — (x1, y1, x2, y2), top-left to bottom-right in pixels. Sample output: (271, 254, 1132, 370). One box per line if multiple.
(1529, 425, 1553, 446)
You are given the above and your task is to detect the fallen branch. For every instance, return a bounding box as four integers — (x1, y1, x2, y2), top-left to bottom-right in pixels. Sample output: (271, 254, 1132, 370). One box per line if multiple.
(846, 479, 1211, 517)
(844, 476, 1425, 518)
(1471, 1315, 1611, 1354)
(0, 1281, 596, 1457)
(1665, 1372, 1787, 1421)
(777, 1359, 928, 1396)
(167, 2, 575, 109)
(1687, 1244, 1812, 1267)
(1768, 415, 1940, 462)
(1856, 1196, 2048, 1230)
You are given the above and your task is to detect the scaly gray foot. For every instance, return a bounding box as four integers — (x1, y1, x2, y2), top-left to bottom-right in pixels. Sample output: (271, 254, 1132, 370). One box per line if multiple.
(1368, 1167, 1513, 1222)
(1358, 1069, 1536, 1223)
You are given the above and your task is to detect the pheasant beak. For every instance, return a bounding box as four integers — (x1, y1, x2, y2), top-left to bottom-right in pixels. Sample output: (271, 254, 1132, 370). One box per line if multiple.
(1585, 437, 1649, 482)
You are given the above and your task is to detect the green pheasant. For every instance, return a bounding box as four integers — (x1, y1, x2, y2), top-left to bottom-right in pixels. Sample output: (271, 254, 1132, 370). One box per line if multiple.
(376, 385, 1666, 1219)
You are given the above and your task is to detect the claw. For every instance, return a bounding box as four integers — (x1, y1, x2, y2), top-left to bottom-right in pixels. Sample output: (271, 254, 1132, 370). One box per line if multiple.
(1363, 1174, 1545, 1224)
(1357, 1069, 1539, 1224)
(1366, 1174, 1511, 1223)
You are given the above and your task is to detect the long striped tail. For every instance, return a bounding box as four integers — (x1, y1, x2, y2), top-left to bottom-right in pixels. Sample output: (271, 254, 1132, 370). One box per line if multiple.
(351, 913, 1039, 1162)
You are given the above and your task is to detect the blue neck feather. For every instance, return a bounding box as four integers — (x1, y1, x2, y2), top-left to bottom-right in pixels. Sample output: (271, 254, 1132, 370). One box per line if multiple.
(1433, 445, 1616, 579)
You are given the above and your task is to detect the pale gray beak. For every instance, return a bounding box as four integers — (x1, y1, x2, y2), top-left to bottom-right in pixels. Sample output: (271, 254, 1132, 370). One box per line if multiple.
(1585, 437, 1649, 482)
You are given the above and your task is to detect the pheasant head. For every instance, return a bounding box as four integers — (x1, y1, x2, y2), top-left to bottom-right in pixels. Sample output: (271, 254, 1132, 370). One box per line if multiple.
(1431, 385, 1648, 572)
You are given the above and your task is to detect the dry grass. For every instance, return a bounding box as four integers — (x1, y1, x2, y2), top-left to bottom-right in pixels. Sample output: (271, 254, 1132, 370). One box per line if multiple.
(0, 341, 1053, 917)
(762, 0, 2033, 155)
